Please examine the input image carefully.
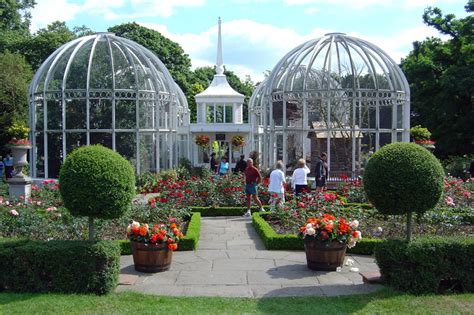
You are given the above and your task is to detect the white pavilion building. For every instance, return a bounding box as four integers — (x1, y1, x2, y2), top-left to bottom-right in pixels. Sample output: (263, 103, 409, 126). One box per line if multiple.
(190, 18, 252, 168)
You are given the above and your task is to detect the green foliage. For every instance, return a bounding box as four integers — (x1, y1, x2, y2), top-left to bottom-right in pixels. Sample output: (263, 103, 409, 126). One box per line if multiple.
(375, 236, 474, 294)
(59, 145, 135, 220)
(0, 240, 120, 294)
(410, 125, 432, 141)
(364, 142, 444, 216)
(401, 2, 473, 157)
(443, 155, 473, 179)
(0, 51, 32, 152)
(19, 21, 76, 70)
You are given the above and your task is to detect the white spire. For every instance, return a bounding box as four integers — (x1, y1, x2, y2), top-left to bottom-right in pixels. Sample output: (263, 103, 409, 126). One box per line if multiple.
(216, 17, 224, 75)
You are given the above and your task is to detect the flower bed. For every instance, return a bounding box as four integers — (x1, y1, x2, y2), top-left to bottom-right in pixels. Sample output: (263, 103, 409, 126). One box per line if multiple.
(0, 180, 200, 252)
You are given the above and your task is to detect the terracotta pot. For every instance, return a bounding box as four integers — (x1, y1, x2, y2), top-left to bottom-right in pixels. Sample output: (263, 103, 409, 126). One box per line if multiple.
(131, 241, 172, 273)
(304, 238, 347, 271)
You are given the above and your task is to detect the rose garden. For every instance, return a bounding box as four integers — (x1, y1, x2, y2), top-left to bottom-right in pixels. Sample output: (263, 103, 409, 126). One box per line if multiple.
(0, 1, 473, 314)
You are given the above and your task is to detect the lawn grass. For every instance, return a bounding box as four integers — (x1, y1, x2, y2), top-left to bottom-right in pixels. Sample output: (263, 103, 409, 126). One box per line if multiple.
(0, 288, 472, 314)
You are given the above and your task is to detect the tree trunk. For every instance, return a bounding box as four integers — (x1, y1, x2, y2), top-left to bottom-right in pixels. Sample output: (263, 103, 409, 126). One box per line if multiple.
(89, 217, 95, 241)
(406, 211, 413, 242)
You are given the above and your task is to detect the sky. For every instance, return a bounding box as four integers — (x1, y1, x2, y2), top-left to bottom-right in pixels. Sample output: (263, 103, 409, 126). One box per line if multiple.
(29, 0, 469, 82)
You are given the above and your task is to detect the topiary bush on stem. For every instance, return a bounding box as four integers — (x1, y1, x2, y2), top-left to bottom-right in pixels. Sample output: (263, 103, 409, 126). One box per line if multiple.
(363, 142, 444, 241)
(59, 145, 135, 240)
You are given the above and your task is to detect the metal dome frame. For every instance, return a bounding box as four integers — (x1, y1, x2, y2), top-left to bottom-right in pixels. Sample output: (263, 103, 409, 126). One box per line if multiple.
(251, 33, 410, 178)
(28, 33, 189, 178)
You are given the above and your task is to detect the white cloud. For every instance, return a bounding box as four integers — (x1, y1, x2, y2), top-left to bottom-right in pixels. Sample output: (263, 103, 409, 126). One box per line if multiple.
(30, 0, 206, 31)
(303, 7, 319, 14)
(285, 0, 464, 10)
(141, 19, 333, 82)
(30, 0, 81, 32)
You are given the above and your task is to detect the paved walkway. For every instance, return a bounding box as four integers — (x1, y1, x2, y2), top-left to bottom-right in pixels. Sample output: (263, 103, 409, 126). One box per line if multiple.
(117, 216, 382, 298)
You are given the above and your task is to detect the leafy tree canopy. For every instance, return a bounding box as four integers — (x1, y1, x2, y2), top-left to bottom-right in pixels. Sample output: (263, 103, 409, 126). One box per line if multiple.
(401, 1, 473, 158)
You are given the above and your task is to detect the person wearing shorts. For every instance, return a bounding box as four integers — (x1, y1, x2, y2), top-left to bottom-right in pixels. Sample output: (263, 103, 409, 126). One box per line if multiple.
(243, 158, 264, 217)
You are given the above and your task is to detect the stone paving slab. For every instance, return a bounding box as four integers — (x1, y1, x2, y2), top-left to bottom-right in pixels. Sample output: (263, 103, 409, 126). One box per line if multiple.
(118, 216, 383, 298)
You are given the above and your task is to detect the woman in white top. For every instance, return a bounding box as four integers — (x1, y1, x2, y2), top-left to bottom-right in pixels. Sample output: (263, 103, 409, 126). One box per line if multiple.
(268, 161, 286, 210)
(292, 158, 310, 196)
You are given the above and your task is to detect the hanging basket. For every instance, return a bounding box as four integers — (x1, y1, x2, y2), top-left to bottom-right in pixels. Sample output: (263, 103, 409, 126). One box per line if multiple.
(231, 135, 245, 147)
(195, 135, 210, 148)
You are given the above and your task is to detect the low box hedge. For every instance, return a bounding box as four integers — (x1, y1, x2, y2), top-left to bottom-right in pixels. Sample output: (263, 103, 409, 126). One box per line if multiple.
(252, 212, 382, 254)
(190, 206, 270, 216)
(375, 236, 474, 294)
(0, 240, 120, 295)
(119, 212, 201, 255)
(189, 203, 371, 216)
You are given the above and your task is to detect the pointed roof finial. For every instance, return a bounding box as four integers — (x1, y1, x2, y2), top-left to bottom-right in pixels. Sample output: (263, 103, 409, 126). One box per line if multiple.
(216, 17, 224, 75)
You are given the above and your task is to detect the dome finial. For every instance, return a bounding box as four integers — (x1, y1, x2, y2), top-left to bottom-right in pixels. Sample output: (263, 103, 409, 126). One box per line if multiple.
(216, 17, 224, 75)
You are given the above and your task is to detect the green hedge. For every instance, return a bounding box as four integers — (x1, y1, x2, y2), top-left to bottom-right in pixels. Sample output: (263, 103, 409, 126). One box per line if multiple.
(119, 212, 201, 254)
(375, 236, 474, 294)
(0, 240, 120, 295)
(189, 206, 270, 216)
(189, 203, 372, 216)
(252, 213, 382, 254)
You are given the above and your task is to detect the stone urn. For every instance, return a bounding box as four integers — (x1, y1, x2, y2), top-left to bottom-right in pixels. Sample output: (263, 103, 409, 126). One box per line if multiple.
(7, 144, 32, 199)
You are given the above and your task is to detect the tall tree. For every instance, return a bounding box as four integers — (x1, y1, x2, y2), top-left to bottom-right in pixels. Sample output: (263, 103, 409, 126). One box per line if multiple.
(108, 22, 193, 94)
(0, 51, 32, 152)
(0, 0, 35, 52)
(401, 1, 473, 157)
(19, 21, 76, 70)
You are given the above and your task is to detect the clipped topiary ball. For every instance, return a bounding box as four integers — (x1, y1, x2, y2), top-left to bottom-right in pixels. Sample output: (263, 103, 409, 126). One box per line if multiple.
(59, 145, 136, 219)
(364, 142, 444, 216)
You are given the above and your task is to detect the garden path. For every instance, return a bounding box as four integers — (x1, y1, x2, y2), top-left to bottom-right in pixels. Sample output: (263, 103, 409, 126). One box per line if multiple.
(117, 216, 382, 298)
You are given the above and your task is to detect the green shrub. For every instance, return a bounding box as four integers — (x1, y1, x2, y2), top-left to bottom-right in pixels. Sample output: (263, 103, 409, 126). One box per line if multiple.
(443, 155, 473, 179)
(59, 145, 135, 239)
(60, 145, 135, 219)
(364, 142, 444, 240)
(375, 236, 474, 294)
(0, 240, 120, 295)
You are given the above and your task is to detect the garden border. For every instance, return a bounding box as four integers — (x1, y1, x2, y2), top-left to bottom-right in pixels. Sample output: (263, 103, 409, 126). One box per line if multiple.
(118, 212, 201, 255)
(251, 212, 382, 255)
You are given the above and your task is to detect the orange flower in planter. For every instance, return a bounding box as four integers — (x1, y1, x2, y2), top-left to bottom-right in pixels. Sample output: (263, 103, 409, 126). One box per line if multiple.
(127, 220, 182, 251)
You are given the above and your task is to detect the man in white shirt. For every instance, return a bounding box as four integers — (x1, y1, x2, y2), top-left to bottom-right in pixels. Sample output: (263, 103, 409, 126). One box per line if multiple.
(268, 160, 286, 210)
(292, 158, 310, 196)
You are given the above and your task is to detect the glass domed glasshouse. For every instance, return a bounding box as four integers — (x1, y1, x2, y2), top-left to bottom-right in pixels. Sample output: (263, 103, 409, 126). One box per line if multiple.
(29, 33, 189, 178)
(250, 32, 410, 178)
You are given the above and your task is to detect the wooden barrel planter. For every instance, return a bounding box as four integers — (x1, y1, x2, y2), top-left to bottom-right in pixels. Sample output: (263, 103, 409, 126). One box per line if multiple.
(304, 239, 347, 271)
(131, 241, 172, 273)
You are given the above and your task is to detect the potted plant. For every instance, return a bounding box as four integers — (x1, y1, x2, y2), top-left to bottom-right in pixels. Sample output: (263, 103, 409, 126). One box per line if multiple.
(299, 213, 362, 271)
(231, 135, 246, 148)
(6, 122, 32, 180)
(195, 135, 210, 148)
(127, 220, 183, 273)
(410, 125, 435, 150)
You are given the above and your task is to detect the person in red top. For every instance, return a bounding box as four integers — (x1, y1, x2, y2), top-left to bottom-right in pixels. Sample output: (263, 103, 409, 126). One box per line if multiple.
(243, 158, 264, 217)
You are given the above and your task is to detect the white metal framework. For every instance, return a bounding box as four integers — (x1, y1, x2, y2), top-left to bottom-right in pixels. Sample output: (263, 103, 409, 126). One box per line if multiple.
(28, 33, 189, 178)
(251, 33, 410, 178)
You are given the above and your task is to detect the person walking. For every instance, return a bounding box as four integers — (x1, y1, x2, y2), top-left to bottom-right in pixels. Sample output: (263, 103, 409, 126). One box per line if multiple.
(292, 158, 310, 196)
(0, 156, 4, 181)
(3, 154, 13, 179)
(218, 156, 230, 176)
(243, 158, 264, 217)
(268, 160, 286, 210)
(234, 154, 247, 173)
(315, 152, 328, 191)
(210, 152, 218, 173)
